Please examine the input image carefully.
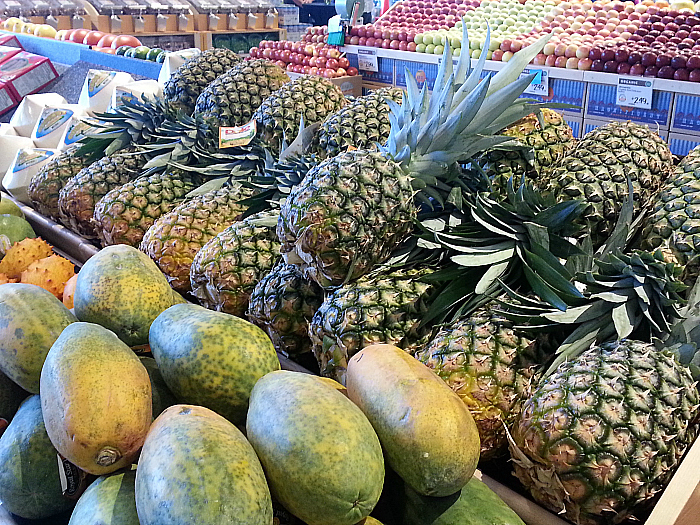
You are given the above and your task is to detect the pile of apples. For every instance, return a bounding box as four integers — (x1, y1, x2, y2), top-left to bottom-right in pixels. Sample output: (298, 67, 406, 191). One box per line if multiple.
(250, 41, 359, 77)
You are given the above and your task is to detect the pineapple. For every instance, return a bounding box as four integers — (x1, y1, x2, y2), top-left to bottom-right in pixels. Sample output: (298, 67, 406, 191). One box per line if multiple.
(58, 147, 148, 238)
(247, 261, 323, 357)
(92, 169, 204, 248)
(254, 75, 347, 156)
(415, 307, 539, 460)
(640, 144, 700, 278)
(194, 59, 290, 132)
(312, 87, 404, 158)
(190, 211, 281, 317)
(511, 339, 699, 525)
(27, 145, 97, 220)
(545, 121, 673, 246)
(162, 49, 242, 115)
(140, 184, 259, 292)
(476, 108, 576, 193)
(278, 33, 552, 288)
(310, 268, 436, 384)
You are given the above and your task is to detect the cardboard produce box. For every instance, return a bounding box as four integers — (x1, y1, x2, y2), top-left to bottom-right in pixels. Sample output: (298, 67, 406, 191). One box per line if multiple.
(0, 53, 58, 101)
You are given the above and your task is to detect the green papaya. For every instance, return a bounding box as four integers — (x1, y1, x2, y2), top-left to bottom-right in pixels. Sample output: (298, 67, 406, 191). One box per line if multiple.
(74, 245, 174, 346)
(0, 368, 29, 421)
(40, 322, 152, 475)
(247, 370, 384, 525)
(0, 283, 77, 392)
(0, 395, 75, 519)
(149, 303, 280, 424)
(0, 196, 24, 218)
(0, 214, 34, 255)
(139, 357, 178, 419)
(68, 469, 139, 525)
(403, 477, 525, 525)
(135, 404, 273, 525)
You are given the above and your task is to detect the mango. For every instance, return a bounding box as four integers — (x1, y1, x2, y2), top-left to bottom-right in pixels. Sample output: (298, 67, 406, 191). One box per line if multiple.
(247, 370, 384, 525)
(74, 245, 174, 346)
(403, 476, 525, 525)
(68, 469, 139, 525)
(149, 303, 280, 424)
(0, 283, 76, 392)
(40, 322, 152, 475)
(346, 344, 480, 497)
(135, 405, 273, 525)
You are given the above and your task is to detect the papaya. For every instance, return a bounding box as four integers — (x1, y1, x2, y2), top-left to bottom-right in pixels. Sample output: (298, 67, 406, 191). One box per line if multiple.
(0, 395, 75, 519)
(139, 357, 178, 419)
(149, 303, 280, 424)
(0, 368, 28, 421)
(135, 404, 273, 525)
(0, 283, 77, 392)
(346, 344, 480, 497)
(0, 196, 24, 218)
(40, 322, 152, 475)
(68, 469, 139, 525)
(0, 214, 35, 255)
(402, 477, 525, 525)
(246, 370, 384, 525)
(73, 245, 174, 346)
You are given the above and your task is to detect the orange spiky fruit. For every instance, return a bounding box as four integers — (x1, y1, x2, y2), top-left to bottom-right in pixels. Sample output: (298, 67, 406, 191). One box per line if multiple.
(0, 238, 53, 279)
(20, 255, 75, 299)
(0, 273, 18, 284)
(62, 273, 78, 309)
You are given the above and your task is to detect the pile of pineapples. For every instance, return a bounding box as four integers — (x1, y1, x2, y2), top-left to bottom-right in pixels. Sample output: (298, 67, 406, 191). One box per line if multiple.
(21, 40, 700, 525)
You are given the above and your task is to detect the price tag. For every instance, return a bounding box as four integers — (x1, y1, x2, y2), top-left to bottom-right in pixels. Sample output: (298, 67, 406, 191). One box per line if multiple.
(357, 48, 378, 73)
(616, 77, 653, 109)
(219, 121, 257, 148)
(520, 68, 548, 96)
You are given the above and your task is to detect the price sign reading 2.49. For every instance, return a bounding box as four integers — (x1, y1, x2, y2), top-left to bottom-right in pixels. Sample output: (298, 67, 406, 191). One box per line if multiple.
(616, 77, 653, 110)
(520, 69, 548, 96)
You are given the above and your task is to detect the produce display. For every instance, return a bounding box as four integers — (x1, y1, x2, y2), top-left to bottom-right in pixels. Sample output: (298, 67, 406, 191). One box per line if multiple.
(2, 26, 700, 525)
(250, 41, 358, 77)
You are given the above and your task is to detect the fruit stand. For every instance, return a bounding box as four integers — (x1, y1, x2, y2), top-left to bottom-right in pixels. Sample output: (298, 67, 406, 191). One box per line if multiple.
(5, 0, 700, 523)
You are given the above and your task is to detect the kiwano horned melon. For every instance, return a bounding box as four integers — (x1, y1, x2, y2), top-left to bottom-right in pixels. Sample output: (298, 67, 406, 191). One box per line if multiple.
(247, 370, 385, 525)
(0, 396, 76, 520)
(20, 253, 76, 298)
(68, 469, 140, 525)
(74, 244, 174, 346)
(0, 283, 77, 392)
(0, 237, 52, 278)
(40, 322, 152, 475)
(149, 303, 280, 424)
(135, 404, 273, 525)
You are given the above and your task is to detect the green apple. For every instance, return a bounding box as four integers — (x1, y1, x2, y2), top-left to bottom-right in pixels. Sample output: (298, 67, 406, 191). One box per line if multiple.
(471, 48, 481, 58)
(425, 44, 435, 54)
(434, 45, 444, 55)
(416, 43, 426, 53)
(450, 37, 461, 48)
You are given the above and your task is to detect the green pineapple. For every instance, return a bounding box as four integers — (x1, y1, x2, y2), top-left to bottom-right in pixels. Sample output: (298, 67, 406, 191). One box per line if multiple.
(140, 184, 259, 292)
(194, 59, 290, 132)
(57, 147, 148, 238)
(26, 145, 96, 220)
(511, 339, 699, 525)
(162, 49, 242, 115)
(93, 168, 204, 248)
(476, 108, 576, 193)
(312, 87, 404, 158)
(254, 75, 347, 156)
(277, 32, 553, 288)
(189, 211, 282, 317)
(247, 261, 323, 357)
(545, 121, 673, 246)
(310, 268, 435, 384)
(415, 307, 539, 460)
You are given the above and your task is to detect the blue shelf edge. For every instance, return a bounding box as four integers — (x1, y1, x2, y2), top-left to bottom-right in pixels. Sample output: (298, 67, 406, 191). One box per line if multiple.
(11, 33, 162, 79)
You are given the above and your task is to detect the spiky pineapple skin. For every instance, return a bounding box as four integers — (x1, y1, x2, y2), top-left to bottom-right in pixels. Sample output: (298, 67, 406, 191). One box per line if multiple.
(511, 339, 699, 525)
(93, 169, 203, 248)
(27, 145, 94, 220)
(254, 75, 346, 155)
(313, 87, 404, 158)
(545, 121, 672, 246)
(162, 48, 241, 115)
(415, 309, 538, 460)
(309, 268, 434, 384)
(278, 150, 415, 288)
(477, 108, 576, 192)
(247, 261, 323, 357)
(194, 59, 289, 130)
(189, 211, 281, 317)
(140, 185, 257, 292)
(57, 148, 148, 238)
